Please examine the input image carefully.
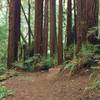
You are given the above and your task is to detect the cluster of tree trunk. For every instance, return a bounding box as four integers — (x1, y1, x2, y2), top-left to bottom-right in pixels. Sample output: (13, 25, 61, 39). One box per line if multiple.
(7, 0, 99, 68)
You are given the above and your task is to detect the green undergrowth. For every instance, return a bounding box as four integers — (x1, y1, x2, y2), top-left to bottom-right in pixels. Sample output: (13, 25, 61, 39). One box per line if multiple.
(13, 55, 57, 72)
(0, 39, 7, 76)
(0, 86, 14, 100)
(85, 71, 100, 92)
(64, 44, 100, 74)
(78, 44, 100, 57)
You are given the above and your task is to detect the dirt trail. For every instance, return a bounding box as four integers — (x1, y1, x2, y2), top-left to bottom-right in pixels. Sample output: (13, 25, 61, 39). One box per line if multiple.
(3, 69, 99, 100)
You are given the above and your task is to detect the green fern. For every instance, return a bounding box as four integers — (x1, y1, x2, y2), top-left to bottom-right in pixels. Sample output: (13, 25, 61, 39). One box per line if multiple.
(0, 86, 14, 100)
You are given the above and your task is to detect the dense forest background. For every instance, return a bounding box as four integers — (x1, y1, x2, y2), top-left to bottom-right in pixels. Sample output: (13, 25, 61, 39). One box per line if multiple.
(0, 0, 100, 68)
(0, 0, 100, 99)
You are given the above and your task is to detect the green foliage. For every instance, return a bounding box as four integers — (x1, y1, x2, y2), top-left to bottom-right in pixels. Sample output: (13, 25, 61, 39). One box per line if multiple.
(64, 45, 75, 60)
(64, 59, 77, 72)
(0, 39, 7, 75)
(85, 80, 100, 92)
(41, 56, 52, 68)
(0, 40, 7, 63)
(86, 72, 100, 91)
(78, 44, 100, 58)
(0, 86, 14, 100)
(0, 4, 8, 74)
(65, 62, 76, 72)
(0, 67, 6, 75)
(94, 45, 100, 55)
(92, 79, 100, 90)
(13, 55, 57, 72)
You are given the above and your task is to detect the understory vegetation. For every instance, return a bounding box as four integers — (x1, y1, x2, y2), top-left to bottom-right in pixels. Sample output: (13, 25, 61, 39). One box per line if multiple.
(0, 86, 13, 100)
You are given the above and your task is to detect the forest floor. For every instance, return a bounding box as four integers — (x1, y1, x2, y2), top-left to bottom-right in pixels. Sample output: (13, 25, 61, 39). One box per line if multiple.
(2, 68, 100, 100)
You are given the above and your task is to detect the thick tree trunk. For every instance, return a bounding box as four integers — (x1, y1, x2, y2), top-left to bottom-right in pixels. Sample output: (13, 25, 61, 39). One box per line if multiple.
(86, 0, 99, 28)
(34, 0, 43, 55)
(7, 0, 21, 68)
(58, 0, 63, 64)
(43, 0, 48, 56)
(76, 0, 99, 54)
(50, 0, 57, 58)
(76, 0, 88, 53)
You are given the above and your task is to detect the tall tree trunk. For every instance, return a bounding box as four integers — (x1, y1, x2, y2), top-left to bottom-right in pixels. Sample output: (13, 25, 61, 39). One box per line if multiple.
(34, 0, 43, 55)
(76, 0, 88, 53)
(28, 0, 31, 46)
(66, 0, 72, 46)
(76, 0, 99, 54)
(7, 0, 21, 68)
(80, 0, 87, 43)
(86, 0, 99, 28)
(43, 0, 48, 57)
(50, 0, 57, 58)
(58, 0, 63, 64)
(73, 0, 77, 43)
(76, 0, 82, 54)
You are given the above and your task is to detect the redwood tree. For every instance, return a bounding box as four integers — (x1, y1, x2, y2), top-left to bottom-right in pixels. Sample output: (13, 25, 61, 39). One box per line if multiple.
(66, 0, 72, 46)
(43, 0, 48, 56)
(58, 0, 63, 64)
(76, 0, 99, 53)
(76, 0, 87, 53)
(86, 0, 99, 28)
(50, 0, 57, 58)
(8, 0, 21, 67)
(34, 0, 43, 55)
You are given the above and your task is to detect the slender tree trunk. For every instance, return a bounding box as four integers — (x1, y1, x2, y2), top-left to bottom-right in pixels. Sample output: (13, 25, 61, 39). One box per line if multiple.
(28, 0, 31, 46)
(7, 0, 21, 68)
(43, 0, 48, 56)
(58, 0, 63, 64)
(73, 0, 77, 43)
(76, 0, 82, 54)
(34, 0, 43, 55)
(50, 0, 57, 58)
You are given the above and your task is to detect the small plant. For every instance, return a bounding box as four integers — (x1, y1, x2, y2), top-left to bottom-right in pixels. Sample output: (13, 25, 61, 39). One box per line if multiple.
(0, 86, 14, 100)
(92, 79, 100, 90)
(86, 72, 100, 91)
(78, 44, 95, 57)
(78, 44, 100, 58)
(64, 45, 75, 60)
(64, 58, 78, 75)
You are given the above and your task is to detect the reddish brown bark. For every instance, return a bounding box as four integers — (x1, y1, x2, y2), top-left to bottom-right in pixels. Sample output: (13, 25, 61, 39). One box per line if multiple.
(66, 0, 72, 46)
(76, 0, 87, 53)
(34, 0, 43, 55)
(50, 0, 57, 58)
(76, 0, 99, 53)
(7, 0, 21, 68)
(43, 0, 48, 56)
(86, 0, 99, 28)
(58, 0, 63, 64)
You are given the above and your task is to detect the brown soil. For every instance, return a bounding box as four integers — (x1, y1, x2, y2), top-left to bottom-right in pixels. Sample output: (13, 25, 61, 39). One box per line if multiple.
(3, 68, 100, 100)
